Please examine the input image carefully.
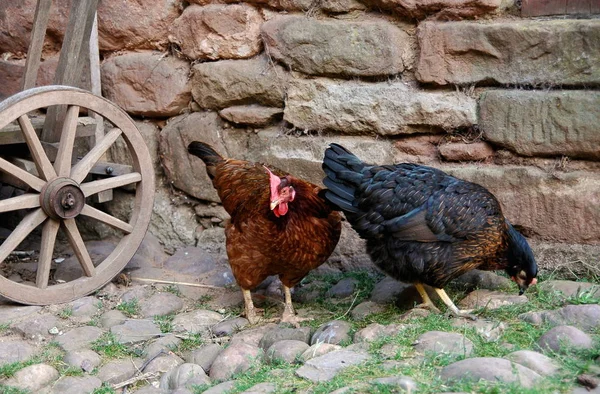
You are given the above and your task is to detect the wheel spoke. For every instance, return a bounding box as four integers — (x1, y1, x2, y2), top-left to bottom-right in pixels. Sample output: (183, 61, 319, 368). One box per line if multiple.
(80, 172, 141, 197)
(80, 204, 133, 233)
(0, 157, 45, 191)
(36, 218, 60, 289)
(0, 193, 40, 213)
(62, 219, 95, 277)
(18, 114, 57, 181)
(54, 105, 80, 177)
(70, 127, 122, 184)
(0, 208, 46, 263)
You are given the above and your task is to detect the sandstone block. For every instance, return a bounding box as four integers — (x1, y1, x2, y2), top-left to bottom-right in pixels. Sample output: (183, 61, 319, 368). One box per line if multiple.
(97, 0, 182, 51)
(192, 55, 287, 110)
(0, 0, 69, 55)
(521, 0, 600, 17)
(101, 52, 191, 117)
(480, 90, 600, 160)
(417, 20, 600, 86)
(439, 141, 494, 162)
(261, 15, 409, 77)
(159, 112, 249, 202)
(443, 165, 600, 243)
(284, 78, 476, 135)
(362, 0, 500, 19)
(169, 4, 263, 61)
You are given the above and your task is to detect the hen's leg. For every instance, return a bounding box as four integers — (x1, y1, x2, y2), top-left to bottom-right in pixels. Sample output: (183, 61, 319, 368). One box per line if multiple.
(281, 285, 311, 327)
(414, 283, 441, 313)
(434, 288, 476, 320)
(242, 289, 261, 325)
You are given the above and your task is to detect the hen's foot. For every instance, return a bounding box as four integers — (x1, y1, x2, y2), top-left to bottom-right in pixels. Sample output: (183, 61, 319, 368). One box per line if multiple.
(281, 310, 312, 328)
(415, 302, 441, 314)
(449, 308, 477, 321)
(242, 289, 264, 325)
(434, 288, 478, 320)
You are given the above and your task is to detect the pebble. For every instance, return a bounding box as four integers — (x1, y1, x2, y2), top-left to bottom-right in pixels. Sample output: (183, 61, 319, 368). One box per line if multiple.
(452, 270, 513, 291)
(111, 319, 162, 344)
(311, 320, 352, 345)
(210, 341, 263, 381)
(413, 331, 474, 359)
(0, 340, 36, 365)
(259, 327, 311, 350)
(371, 376, 418, 392)
(4, 363, 59, 392)
(296, 350, 370, 382)
(185, 343, 223, 373)
(140, 292, 185, 317)
(506, 350, 560, 376)
(172, 310, 223, 335)
(351, 301, 386, 320)
(519, 304, 600, 332)
(266, 340, 309, 364)
(69, 296, 101, 318)
(451, 318, 506, 342)
(300, 343, 342, 362)
(12, 314, 62, 342)
(45, 376, 103, 394)
(240, 382, 277, 393)
(370, 277, 411, 304)
(354, 323, 406, 343)
(97, 358, 144, 384)
(0, 305, 42, 325)
(458, 289, 528, 310)
(145, 334, 182, 359)
(538, 280, 599, 299)
(326, 278, 358, 298)
(440, 357, 541, 388)
(538, 325, 594, 353)
(63, 349, 102, 372)
(99, 310, 128, 328)
(202, 380, 237, 394)
(143, 353, 185, 374)
(55, 326, 104, 352)
(212, 317, 250, 337)
(160, 363, 210, 389)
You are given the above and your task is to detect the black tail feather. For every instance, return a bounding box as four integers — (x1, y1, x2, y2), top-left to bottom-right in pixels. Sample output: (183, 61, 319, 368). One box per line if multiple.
(188, 141, 224, 179)
(322, 143, 366, 214)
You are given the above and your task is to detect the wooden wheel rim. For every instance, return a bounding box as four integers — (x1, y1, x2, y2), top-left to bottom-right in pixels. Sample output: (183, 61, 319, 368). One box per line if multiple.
(0, 85, 155, 305)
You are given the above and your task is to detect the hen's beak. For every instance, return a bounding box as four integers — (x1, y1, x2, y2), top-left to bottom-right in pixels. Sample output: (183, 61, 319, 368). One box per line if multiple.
(270, 199, 279, 210)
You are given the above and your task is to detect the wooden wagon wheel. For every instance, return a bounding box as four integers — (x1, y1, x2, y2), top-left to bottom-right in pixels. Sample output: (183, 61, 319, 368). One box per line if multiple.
(0, 85, 154, 305)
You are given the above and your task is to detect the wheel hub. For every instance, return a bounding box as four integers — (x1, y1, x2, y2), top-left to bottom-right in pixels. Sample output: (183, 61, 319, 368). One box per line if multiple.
(40, 177, 85, 219)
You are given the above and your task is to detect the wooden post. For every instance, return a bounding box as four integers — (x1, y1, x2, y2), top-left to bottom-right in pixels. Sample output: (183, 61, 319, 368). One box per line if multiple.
(21, 0, 52, 91)
(41, 0, 99, 143)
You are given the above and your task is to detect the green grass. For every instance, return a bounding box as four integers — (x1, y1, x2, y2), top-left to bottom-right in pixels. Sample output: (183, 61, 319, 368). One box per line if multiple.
(92, 384, 117, 394)
(164, 284, 181, 296)
(191, 272, 599, 394)
(174, 333, 205, 353)
(91, 333, 136, 359)
(58, 306, 73, 319)
(116, 299, 139, 317)
(0, 384, 28, 394)
(154, 314, 174, 333)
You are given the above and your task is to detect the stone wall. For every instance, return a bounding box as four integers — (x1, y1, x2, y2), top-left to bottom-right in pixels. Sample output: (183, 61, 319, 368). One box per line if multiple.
(1, 0, 599, 274)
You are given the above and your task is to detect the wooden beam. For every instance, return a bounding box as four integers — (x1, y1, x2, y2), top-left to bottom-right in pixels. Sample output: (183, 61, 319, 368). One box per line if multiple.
(41, 0, 99, 143)
(21, 0, 52, 91)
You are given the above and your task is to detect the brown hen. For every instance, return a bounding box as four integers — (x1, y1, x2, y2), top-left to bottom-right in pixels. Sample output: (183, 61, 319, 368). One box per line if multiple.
(188, 142, 341, 325)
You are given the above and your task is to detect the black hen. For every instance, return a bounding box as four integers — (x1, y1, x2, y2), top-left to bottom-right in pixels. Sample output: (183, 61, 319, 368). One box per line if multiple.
(322, 143, 538, 317)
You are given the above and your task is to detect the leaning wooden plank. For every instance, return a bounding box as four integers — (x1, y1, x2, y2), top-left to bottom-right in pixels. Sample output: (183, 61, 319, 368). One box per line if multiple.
(41, 0, 99, 143)
(21, 0, 52, 91)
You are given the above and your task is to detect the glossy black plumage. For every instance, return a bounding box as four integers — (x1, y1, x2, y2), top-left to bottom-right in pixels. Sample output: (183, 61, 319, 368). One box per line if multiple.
(322, 143, 537, 291)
